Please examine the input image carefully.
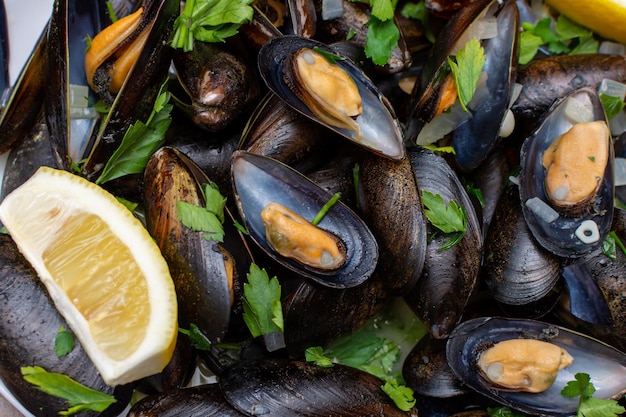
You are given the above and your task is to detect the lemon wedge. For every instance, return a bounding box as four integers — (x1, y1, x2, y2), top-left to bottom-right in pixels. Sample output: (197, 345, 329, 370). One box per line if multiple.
(546, 0, 626, 44)
(0, 167, 177, 386)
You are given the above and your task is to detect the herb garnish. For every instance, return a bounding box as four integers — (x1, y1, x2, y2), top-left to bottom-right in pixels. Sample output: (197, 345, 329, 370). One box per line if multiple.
(54, 326, 75, 357)
(311, 192, 342, 225)
(241, 263, 284, 339)
(171, 0, 254, 52)
(312, 47, 345, 65)
(487, 407, 528, 416)
(95, 80, 172, 185)
(421, 190, 467, 250)
(602, 231, 626, 260)
(600, 92, 625, 120)
(179, 323, 212, 351)
(561, 372, 626, 417)
(400, 0, 435, 44)
(519, 15, 598, 65)
(447, 38, 486, 112)
(381, 380, 416, 412)
(21, 366, 116, 415)
(421, 144, 456, 155)
(177, 182, 227, 242)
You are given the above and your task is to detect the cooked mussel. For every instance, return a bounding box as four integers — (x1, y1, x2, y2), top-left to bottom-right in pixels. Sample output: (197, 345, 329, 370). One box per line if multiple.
(446, 317, 626, 416)
(519, 87, 614, 258)
(406, 0, 519, 171)
(219, 359, 419, 416)
(258, 35, 405, 160)
(144, 146, 250, 344)
(231, 150, 378, 288)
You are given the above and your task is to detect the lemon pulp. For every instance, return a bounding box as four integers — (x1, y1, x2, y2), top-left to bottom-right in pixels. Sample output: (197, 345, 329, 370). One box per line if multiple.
(43, 212, 149, 361)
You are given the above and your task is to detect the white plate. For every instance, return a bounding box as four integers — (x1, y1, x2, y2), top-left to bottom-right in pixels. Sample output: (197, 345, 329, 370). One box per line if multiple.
(0, 1, 55, 415)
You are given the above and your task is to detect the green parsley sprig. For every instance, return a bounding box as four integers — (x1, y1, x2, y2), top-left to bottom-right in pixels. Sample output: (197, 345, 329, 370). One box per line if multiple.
(421, 190, 467, 250)
(54, 326, 75, 357)
(363, 0, 400, 66)
(178, 182, 227, 242)
(600, 93, 626, 120)
(171, 0, 254, 52)
(447, 38, 485, 112)
(602, 230, 626, 260)
(519, 15, 599, 65)
(21, 366, 116, 416)
(179, 323, 212, 351)
(241, 263, 284, 350)
(95, 79, 172, 185)
(561, 372, 626, 417)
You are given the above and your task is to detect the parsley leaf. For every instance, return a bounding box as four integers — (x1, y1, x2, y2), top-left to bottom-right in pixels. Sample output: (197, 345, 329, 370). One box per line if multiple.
(21, 366, 116, 415)
(561, 372, 626, 417)
(447, 38, 485, 111)
(54, 326, 75, 357)
(177, 182, 227, 242)
(600, 93, 625, 120)
(241, 263, 283, 338)
(304, 346, 334, 367)
(312, 47, 344, 65)
(365, 16, 400, 66)
(171, 0, 254, 51)
(381, 380, 416, 411)
(421, 144, 456, 155)
(179, 323, 212, 351)
(519, 15, 599, 65)
(95, 80, 172, 185)
(421, 190, 467, 250)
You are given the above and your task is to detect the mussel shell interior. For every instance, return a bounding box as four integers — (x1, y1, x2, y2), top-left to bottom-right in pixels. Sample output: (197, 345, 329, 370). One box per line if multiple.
(231, 151, 378, 288)
(446, 317, 626, 416)
(257, 35, 405, 160)
(519, 87, 614, 258)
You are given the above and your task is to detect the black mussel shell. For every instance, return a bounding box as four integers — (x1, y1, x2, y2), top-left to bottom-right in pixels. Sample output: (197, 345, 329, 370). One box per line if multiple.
(231, 150, 378, 288)
(519, 87, 614, 258)
(257, 35, 405, 160)
(219, 359, 419, 416)
(446, 317, 626, 416)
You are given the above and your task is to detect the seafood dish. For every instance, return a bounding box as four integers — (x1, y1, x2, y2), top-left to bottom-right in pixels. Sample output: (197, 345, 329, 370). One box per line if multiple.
(1, 0, 626, 415)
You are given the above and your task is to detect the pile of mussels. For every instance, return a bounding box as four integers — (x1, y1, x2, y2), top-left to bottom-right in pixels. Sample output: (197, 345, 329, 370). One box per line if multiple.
(0, 0, 625, 415)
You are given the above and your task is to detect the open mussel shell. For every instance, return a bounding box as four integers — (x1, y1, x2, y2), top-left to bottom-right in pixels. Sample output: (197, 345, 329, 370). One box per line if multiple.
(446, 317, 626, 416)
(231, 150, 378, 288)
(257, 35, 405, 160)
(519, 87, 614, 258)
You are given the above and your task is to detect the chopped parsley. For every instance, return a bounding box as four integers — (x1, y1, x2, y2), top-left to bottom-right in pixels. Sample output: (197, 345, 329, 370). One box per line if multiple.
(447, 38, 486, 112)
(602, 230, 626, 260)
(177, 182, 227, 242)
(561, 372, 626, 417)
(21, 366, 116, 415)
(241, 263, 284, 339)
(600, 92, 625, 120)
(519, 15, 598, 65)
(171, 0, 254, 51)
(54, 326, 75, 357)
(421, 190, 467, 250)
(95, 79, 172, 185)
(179, 323, 212, 351)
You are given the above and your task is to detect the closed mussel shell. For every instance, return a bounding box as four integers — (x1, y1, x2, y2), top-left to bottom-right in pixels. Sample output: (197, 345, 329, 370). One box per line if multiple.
(144, 146, 246, 344)
(219, 359, 419, 416)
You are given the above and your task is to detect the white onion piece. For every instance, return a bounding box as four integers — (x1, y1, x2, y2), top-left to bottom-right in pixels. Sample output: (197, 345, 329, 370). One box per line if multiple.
(525, 197, 559, 223)
(599, 79, 626, 100)
(575, 220, 600, 244)
(498, 109, 515, 138)
(450, 16, 498, 55)
(609, 110, 626, 136)
(615, 157, 626, 187)
(508, 83, 522, 108)
(563, 97, 594, 124)
(599, 41, 626, 55)
(416, 102, 471, 145)
(322, 0, 343, 20)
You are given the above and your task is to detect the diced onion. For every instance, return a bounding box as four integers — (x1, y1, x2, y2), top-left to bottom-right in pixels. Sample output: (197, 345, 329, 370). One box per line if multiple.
(599, 79, 626, 100)
(575, 220, 600, 244)
(599, 41, 626, 55)
(416, 102, 471, 145)
(498, 109, 515, 138)
(563, 97, 594, 124)
(525, 197, 559, 223)
(322, 0, 343, 20)
(615, 157, 626, 187)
